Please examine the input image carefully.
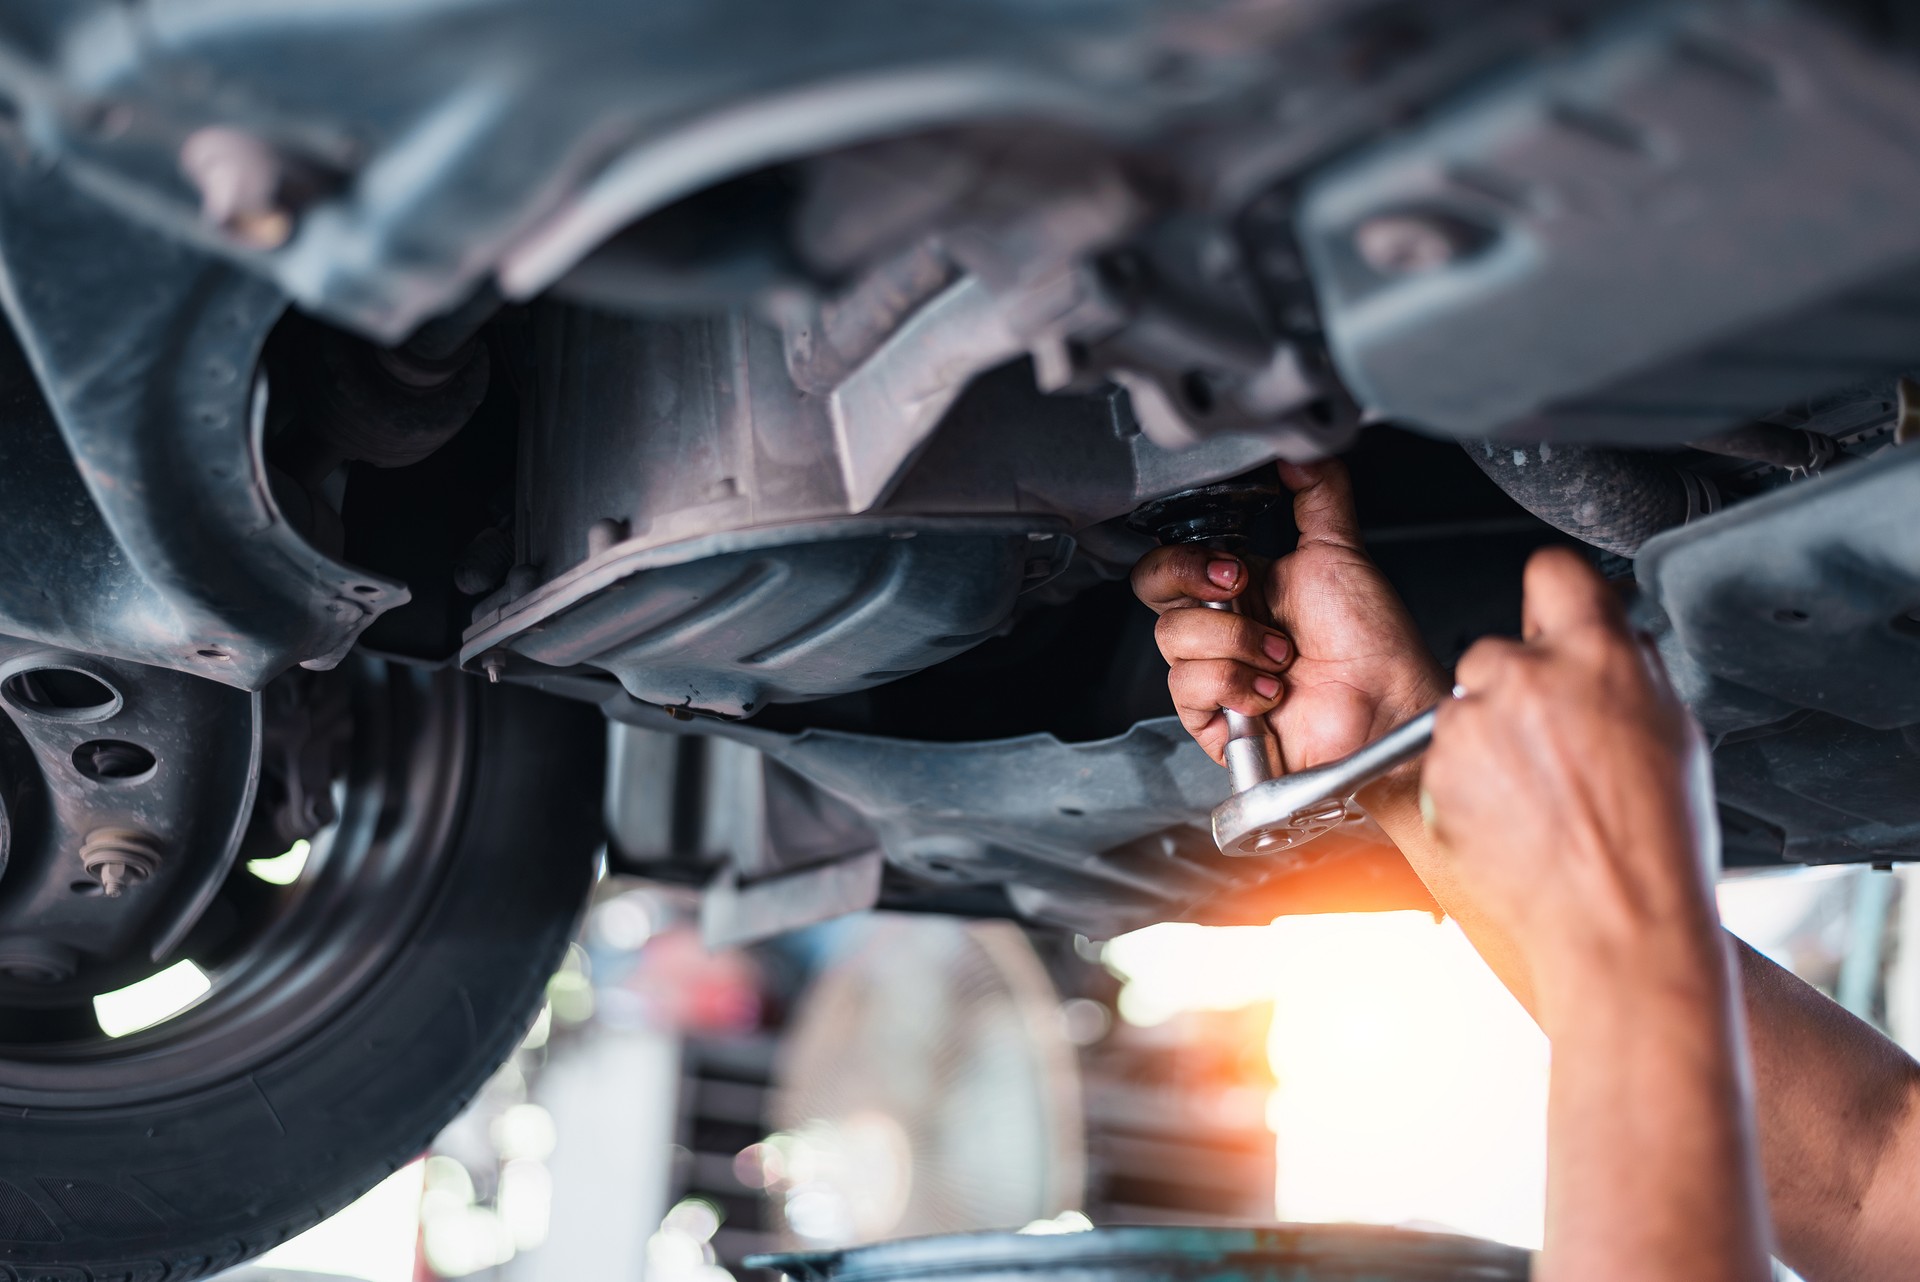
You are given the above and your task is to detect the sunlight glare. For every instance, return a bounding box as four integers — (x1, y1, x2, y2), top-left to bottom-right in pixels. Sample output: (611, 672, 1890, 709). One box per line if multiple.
(259, 1159, 426, 1282)
(1106, 912, 1548, 1249)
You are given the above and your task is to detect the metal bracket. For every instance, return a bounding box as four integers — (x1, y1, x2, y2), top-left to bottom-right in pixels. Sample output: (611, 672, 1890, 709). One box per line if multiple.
(0, 160, 407, 689)
(699, 850, 885, 951)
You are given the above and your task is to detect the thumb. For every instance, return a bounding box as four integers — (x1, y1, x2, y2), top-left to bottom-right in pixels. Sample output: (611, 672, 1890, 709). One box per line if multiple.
(1520, 546, 1626, 642)
(1279, 459, 1363, 552)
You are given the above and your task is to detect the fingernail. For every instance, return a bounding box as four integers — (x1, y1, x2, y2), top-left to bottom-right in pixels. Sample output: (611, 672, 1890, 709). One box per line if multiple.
(1263, 633, 1291, 663)
(1253, 675, 1280, 699)
(1207, 560, 1240, 589)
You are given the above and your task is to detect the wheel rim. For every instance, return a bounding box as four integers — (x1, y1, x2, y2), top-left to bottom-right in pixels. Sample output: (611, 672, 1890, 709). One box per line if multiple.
(0, 659, 473, 1107)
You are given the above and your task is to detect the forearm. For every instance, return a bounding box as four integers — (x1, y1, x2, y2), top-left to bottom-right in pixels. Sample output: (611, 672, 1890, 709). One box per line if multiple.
(1383, 778, 1920, 1279)
(1540, 936, 1772, 1282)
(1374, 788, 1770, 1278)
(1738, 940, 1920, 1280)
(1370, 780, 1536, 1005)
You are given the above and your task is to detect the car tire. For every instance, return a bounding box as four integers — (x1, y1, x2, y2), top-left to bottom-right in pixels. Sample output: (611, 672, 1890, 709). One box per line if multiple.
(0, 666, 603, 1281)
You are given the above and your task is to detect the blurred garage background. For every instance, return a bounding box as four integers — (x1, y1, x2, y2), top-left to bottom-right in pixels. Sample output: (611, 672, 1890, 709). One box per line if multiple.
(107, 858, 1902, 1282)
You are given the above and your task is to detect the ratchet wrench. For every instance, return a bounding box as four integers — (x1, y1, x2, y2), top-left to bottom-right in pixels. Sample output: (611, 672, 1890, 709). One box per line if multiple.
(1211, 703, 1441, 856)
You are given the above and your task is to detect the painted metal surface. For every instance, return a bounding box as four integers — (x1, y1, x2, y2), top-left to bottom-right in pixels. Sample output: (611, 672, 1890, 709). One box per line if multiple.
(0, 162, 407, 691)
(1298, 2, 1920, 442)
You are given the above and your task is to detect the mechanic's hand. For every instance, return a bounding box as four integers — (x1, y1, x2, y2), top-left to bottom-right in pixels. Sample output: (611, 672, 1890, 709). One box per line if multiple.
(1421, 547, 1723, 1026)
(1131, 460, 1447, 801)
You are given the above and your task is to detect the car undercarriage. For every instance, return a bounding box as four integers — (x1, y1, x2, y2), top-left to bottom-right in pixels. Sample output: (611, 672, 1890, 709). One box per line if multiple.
(1, 0, 1919, 1273)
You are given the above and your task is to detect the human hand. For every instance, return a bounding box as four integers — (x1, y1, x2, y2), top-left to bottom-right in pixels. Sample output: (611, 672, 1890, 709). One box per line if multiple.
(1130, 459, 1447, 816)
(1420, 547, 1723, 1028)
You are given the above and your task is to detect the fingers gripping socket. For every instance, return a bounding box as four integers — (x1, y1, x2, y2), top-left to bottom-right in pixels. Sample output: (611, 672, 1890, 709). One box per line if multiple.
(1131, 482, 1285, 798)
(1204, 598, 1282, 792)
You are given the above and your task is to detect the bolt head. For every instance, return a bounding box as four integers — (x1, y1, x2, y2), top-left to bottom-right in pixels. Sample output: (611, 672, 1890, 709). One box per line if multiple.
(78, 826, 161, 896)
(1126, 482, 1281, 547)
(0, 938, 77, 984)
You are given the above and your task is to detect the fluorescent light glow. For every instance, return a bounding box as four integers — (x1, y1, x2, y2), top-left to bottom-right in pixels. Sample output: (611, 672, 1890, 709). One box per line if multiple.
(247, 837, 311, 885)
(93, 959, 212, 1037)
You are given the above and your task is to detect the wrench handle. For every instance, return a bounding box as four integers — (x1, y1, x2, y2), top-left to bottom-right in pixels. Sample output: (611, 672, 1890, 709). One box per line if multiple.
(1210, 703, 1438, 856)
(1318, 705, 1437, 795)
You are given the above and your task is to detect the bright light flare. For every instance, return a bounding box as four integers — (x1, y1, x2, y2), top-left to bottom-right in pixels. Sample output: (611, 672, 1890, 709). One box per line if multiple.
(1106, 912, 1548, 1250)
(1262, 914, 1547, 1249)
(93, 959, 212, 1037)
(259, 1159, 425, 1282)
(247, 837, 311, 885)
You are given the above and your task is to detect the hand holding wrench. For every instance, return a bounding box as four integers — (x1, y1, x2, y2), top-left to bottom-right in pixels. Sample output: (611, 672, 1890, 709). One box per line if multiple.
(1210, 703, 1438, 855)
(1128, 482, 1285, 795)
(1129, 481, 1444, 858)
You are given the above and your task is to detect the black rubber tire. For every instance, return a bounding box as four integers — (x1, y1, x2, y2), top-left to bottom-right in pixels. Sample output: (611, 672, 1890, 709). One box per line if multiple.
(0, 675, 604, 1281)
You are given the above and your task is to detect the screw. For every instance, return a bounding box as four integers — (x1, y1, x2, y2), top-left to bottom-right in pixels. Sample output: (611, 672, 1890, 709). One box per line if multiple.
(480, 653, 506, 685)
(1352, 212, 1469, 276)
(79, 828, 161, 899)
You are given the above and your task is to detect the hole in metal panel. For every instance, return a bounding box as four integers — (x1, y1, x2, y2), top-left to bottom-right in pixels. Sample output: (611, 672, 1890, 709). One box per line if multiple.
(1, 667, 121, 721)
(72, 740, 157, 783)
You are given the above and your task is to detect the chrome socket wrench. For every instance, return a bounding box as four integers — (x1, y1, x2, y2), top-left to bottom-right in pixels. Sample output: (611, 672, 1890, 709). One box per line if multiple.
(1211, 705, 1437, 856)
(1203, 592, 1283, 793)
